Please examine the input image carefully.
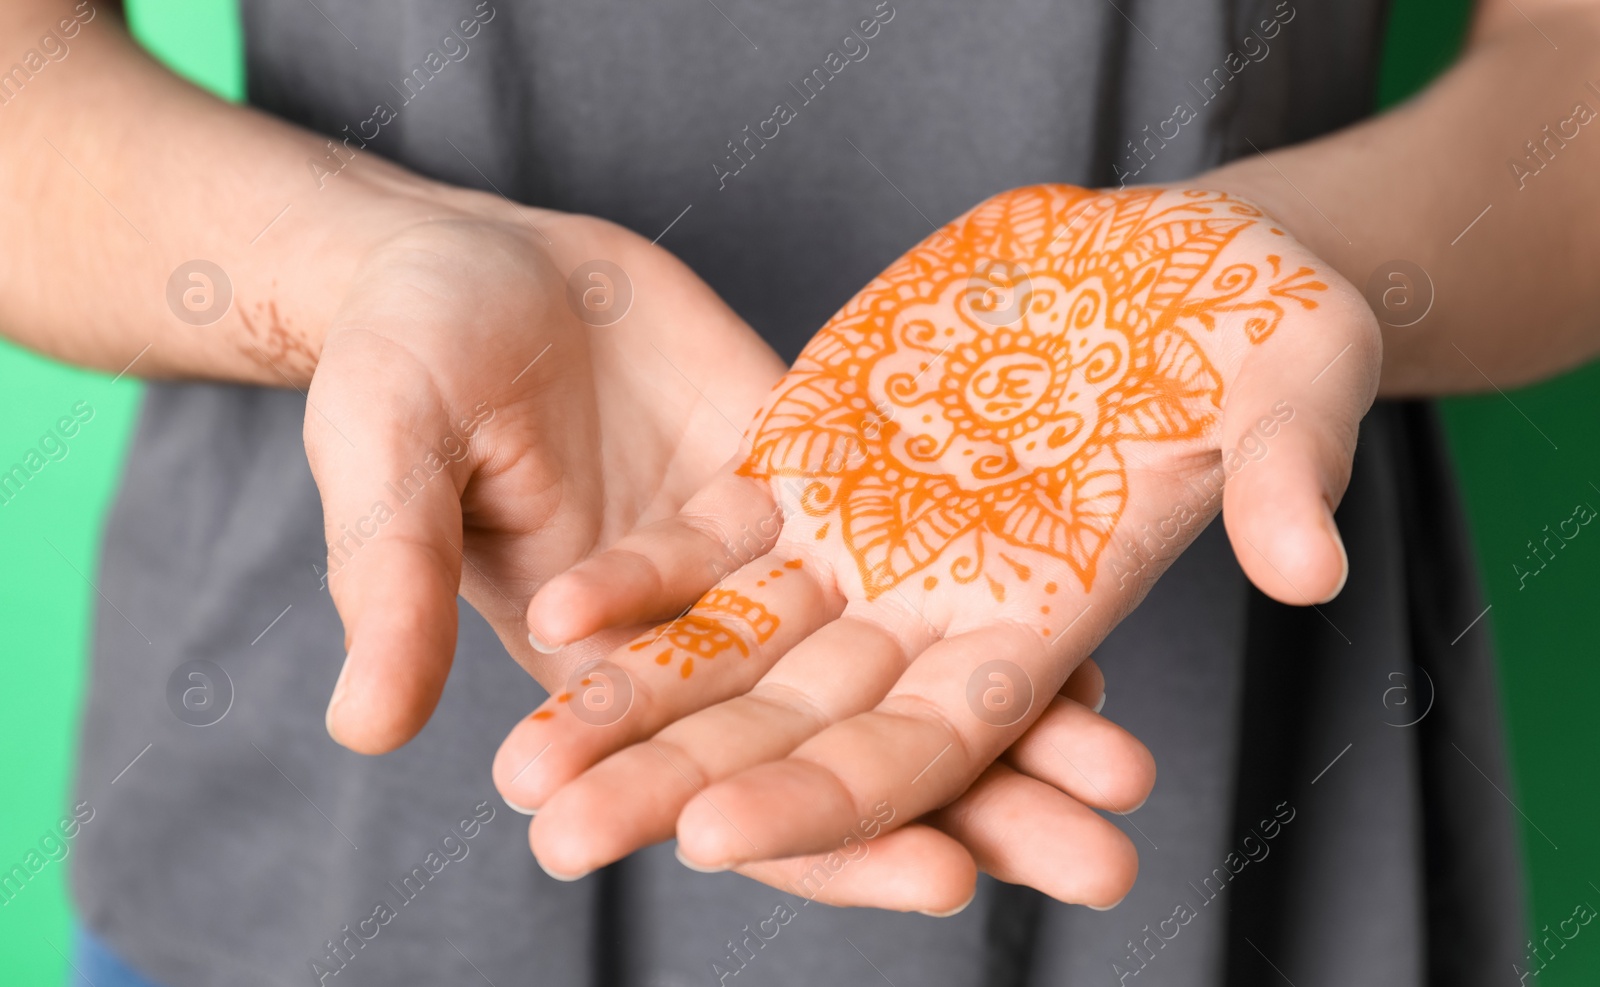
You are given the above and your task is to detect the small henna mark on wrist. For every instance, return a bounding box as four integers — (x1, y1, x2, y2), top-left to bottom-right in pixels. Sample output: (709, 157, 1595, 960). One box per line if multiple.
(237, 299, 319, 382)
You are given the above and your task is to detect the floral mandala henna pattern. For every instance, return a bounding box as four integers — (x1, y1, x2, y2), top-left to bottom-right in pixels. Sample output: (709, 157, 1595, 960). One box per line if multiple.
(738, 185, 1327, 601)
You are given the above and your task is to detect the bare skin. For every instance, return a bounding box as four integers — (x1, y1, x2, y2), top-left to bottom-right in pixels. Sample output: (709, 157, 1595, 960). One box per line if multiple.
(0, 0, 1152, 912)
(1204, 0, 1600, 394)
(6, 0, 1600, 914)
(493, 0, 1600, 907)
(499, 185, 1380, 908)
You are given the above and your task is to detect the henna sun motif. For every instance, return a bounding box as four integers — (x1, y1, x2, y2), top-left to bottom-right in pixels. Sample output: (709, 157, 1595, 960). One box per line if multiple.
(739, 185, 1326, 600)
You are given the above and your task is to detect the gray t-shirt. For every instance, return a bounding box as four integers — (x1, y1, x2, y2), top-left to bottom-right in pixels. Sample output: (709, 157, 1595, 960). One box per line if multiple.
(72, 1, 1524, 984)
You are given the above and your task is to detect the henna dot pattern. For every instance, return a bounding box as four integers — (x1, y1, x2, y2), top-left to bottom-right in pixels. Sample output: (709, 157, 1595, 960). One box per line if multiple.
(739, 185, 1326, 598)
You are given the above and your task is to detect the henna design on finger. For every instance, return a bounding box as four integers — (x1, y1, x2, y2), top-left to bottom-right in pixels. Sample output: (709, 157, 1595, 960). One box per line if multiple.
(528, 566, 796, 724)
(623, 559, 801, 683)
(628, 587, 781, 679)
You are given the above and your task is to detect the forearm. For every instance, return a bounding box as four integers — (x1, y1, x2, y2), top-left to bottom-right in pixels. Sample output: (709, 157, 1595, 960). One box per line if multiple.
(1, 0, 495, 386)
(1201, 2, 1600, 396)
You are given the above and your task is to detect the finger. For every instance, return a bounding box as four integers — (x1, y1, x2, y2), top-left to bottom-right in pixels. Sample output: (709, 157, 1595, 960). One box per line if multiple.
(1221, 293, 1380, 605)
(731, 824, 979, 915)
(675, 621, 1056, 868)
(305, 333, 467, 755)
(1002, 696, 1155, 813)
(527, 616, 911, 877)
(1058, 656, 1104, 710)
(533, 641, 1117, 876)
(525, 470, 779, 650)
(493, 553, 841, 815)
(928, 762, 1139, 908)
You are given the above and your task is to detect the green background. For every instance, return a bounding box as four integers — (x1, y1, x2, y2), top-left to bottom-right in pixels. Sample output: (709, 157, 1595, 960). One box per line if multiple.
(3, 0, 1596, 981)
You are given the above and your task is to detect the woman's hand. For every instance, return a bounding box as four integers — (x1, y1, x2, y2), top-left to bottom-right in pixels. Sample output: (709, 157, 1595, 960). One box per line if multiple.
(492, 184, 1379, 908)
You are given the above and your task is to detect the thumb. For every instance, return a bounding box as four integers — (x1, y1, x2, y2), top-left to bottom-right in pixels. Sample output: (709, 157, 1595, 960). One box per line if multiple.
(306, 341, 468, 754)
(1220, 306, 1380, 606)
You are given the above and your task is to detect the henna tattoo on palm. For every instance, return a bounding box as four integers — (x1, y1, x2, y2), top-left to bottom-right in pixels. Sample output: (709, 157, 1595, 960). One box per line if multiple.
(738, 185, 1327, 610)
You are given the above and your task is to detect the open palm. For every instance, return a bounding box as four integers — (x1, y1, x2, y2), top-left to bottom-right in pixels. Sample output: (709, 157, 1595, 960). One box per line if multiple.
(304, 198, 1146, 911)
(492, 184, 1382, 908)
(492, 185, 1378, 907)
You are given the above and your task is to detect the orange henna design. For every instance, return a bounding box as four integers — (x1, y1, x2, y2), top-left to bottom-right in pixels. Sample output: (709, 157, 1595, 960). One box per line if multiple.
(530, 682, 596, 721)
(238, 300, 318, 380)
(628, 588, 780, 679)
(739, 185, 1326, 597)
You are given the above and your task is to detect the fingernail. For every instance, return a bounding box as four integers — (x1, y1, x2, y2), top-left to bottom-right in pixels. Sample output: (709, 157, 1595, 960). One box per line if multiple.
(325, 653, 353, 734)
(921, 889, 979, 921)
(1316, 520, 1349, 605)
(537, 857, 590, 882)
(528, 630, 562, 655)
(1088, 896, 1127, 912)
(330, 653, 352, 706)
(503, 794, 538, 816)
(675, 845, 729, 874)
(920, 893, 975, 918)
(1093, 691, 1107, 715)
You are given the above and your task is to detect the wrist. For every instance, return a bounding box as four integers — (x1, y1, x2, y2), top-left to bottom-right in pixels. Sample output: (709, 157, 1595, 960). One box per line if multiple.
(1188, 159, 1307, 236)
(224, 171, 530, 388)
(1191, 154, 1366, 288)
